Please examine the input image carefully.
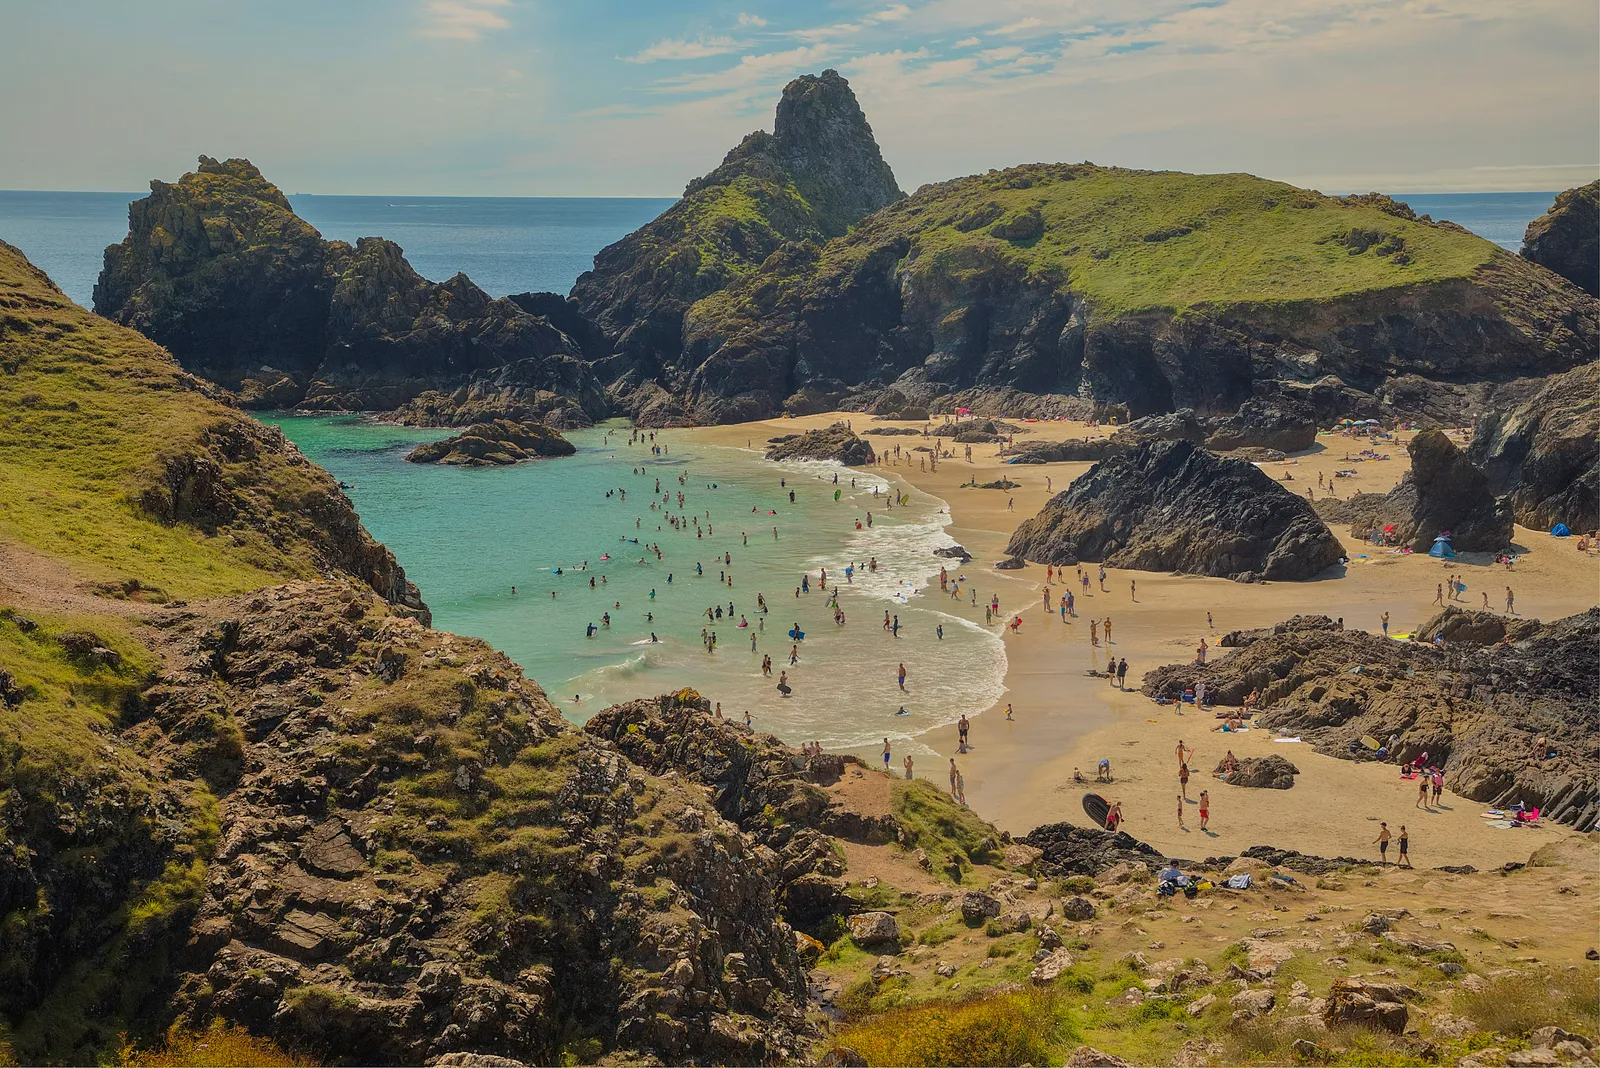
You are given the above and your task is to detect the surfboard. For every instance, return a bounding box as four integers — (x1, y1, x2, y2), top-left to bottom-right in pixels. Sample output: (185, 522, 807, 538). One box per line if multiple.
(1359, 735, 1381, 751)
(1082, 792, 1111, 829)
(776, 683, 792, 696)
(788, 628, 805, 640)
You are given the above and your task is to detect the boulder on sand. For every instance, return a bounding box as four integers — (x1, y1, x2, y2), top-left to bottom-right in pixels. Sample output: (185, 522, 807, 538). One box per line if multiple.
(1215, 755, 1299, 789)
(1205, 397, 1318, 454)
(1004, 440, 1345, 581)
(765, 424, 875, 465)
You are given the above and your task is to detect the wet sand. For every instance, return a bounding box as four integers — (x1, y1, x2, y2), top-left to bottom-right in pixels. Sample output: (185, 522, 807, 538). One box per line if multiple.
(682, 412, 1600, 870)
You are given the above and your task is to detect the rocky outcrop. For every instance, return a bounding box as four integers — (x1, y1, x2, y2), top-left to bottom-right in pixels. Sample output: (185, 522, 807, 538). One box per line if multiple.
(1413, 606, 1542, 647)
(764, 424, 876, 465)
(1005, 441, 1345, 581)
(1326, 430, 1513, 551)
(1216, 755, 1299, 789)
(1204, 396, 1318, 453)
(582, 695, 914, 928)
(1521, 181, 1599, 297)
(571, 71, 902, 423)
(1467, 361, 1599, 531)
(93, 157, 609, 422)
(1143, 612, 1600, 830)
(642, 159, 1596, 424)
(150, 587, 811, 1065)
(1002, 439, 1126, 464)
(404, 420, 575, 466)
(1109, 408, 1207, 447)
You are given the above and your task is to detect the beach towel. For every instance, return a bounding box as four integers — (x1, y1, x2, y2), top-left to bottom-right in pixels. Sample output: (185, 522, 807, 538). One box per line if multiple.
(1226, 873, 1252, 889)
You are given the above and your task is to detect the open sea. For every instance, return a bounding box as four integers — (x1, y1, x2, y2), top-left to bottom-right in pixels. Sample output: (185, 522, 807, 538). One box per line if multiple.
(0, 186, 1561, 745)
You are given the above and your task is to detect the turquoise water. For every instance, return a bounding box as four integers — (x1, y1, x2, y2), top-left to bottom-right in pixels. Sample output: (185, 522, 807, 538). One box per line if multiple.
(264, 415, 1008, 751)
(0, 189, 1558, 310)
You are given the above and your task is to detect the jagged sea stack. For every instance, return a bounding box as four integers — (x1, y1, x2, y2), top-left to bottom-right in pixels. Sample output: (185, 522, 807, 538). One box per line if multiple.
(1521, 180, 1599, 296)
(571, 70, 903, 424)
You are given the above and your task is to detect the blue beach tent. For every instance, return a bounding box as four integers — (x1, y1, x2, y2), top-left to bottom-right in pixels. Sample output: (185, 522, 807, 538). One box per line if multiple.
(1429, 535, 1456, 559)
(1551, 523, 1571, 537)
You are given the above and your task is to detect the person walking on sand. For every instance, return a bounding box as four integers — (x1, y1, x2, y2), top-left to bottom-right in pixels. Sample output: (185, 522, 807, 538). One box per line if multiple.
(1505, 586, 1515, 615)
(958, 713, 970, 751)
(1098, 565, 1107, 592)
(1130, 578, 1136, 600)
(1381, 611, 1390, 636)
(1090, 619, 1099, 646)
(882, 738, 892, 771)
(1179, 758, 1191, 800)
(1177, 794, 1186, 829)
(898, 663, 908, 690)
(948, 758, 959, 795)
(1198, 789, 1210, 831)
(1374, 821, 1392, 864)
(1103, 617, 1113, 643)
(1431, 766, 1444, 805)
(1433, 583, 1444, 606)
(903, 754, 914, 780)
(1416, 774, 1430, 809)
(1398, 825, 1412, 868)
(955, 769, 967, 806)
(1118, 657, 1129, 689)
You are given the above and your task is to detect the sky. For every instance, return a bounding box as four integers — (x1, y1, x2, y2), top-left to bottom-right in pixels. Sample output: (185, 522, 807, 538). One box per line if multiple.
(1, 0, 1595, 197)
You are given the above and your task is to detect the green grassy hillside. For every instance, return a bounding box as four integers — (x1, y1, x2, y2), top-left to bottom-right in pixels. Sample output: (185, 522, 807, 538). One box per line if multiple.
(819, 164, 1497, 319)
(0, 239, 410, 600)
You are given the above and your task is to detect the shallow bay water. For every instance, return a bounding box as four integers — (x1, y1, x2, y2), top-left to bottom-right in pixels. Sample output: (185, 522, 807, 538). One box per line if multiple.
(266, 416, 1007, 751)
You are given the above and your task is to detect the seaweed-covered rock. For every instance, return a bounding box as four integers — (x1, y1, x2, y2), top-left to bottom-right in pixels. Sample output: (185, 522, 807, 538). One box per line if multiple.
(1467, 361, 1600, 531)
(1005, 441, 1345, 581)
(1521, 181, 1599, 297)
(764, 424, 875, 465)
(1205, 397, 1318, 453)
(404, 420, 575, 466)
(1216, 755, 1299, 790)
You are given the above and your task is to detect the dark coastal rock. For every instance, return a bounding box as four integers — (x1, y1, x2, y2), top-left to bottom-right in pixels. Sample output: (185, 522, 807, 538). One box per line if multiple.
(572, 70, 902, 423)
(1219, 614, 1344, 648)
(1145, 611, 1600, 830)
(1019, 823, 1171, 877)
(1521, 181, 1599, 296)
(1205, 397, 1318, 453)
(1332, 430, 1513, 551)
(1215, 755, 1299, 790)
(764, 424, 875, 465)
(1467, 361, 1599, 531)
(1002, 439, 1126, 464)
(1110, 408, 1207, 447)
(404, 420, 575, 466)
(93, 157, 609, 422)
(1005, 441, 1346, 581)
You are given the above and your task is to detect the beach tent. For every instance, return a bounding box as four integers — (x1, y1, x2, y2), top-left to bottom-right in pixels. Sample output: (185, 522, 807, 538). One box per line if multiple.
(1429, 536, 1456, 559)
(1551, 523, 1571, 537)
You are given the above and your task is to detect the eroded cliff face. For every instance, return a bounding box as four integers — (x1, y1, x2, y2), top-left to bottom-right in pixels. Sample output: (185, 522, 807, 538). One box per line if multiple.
(664, 164, 1597, 424)
(93, 158, 609, 423)
(570, 70, 903, 417)
(1521, 180, 1600, 297)
(1467, 360, 1600, 531)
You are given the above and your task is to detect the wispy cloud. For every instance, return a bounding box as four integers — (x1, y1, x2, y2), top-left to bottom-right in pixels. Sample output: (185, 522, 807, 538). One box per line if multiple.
(626, 35, 742, 62)
(416, 0, 512, 40)
(955, 36, 981, 46)
(738, 11, 768, 26)
(875, 4, 913, 20)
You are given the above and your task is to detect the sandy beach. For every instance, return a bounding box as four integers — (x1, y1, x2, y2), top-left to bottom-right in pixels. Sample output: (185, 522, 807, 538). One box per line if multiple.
(683, 412, 1600, 872)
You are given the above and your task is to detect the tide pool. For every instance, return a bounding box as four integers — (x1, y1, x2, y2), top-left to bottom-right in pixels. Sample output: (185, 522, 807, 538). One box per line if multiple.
(265, 416, 1007, 752)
